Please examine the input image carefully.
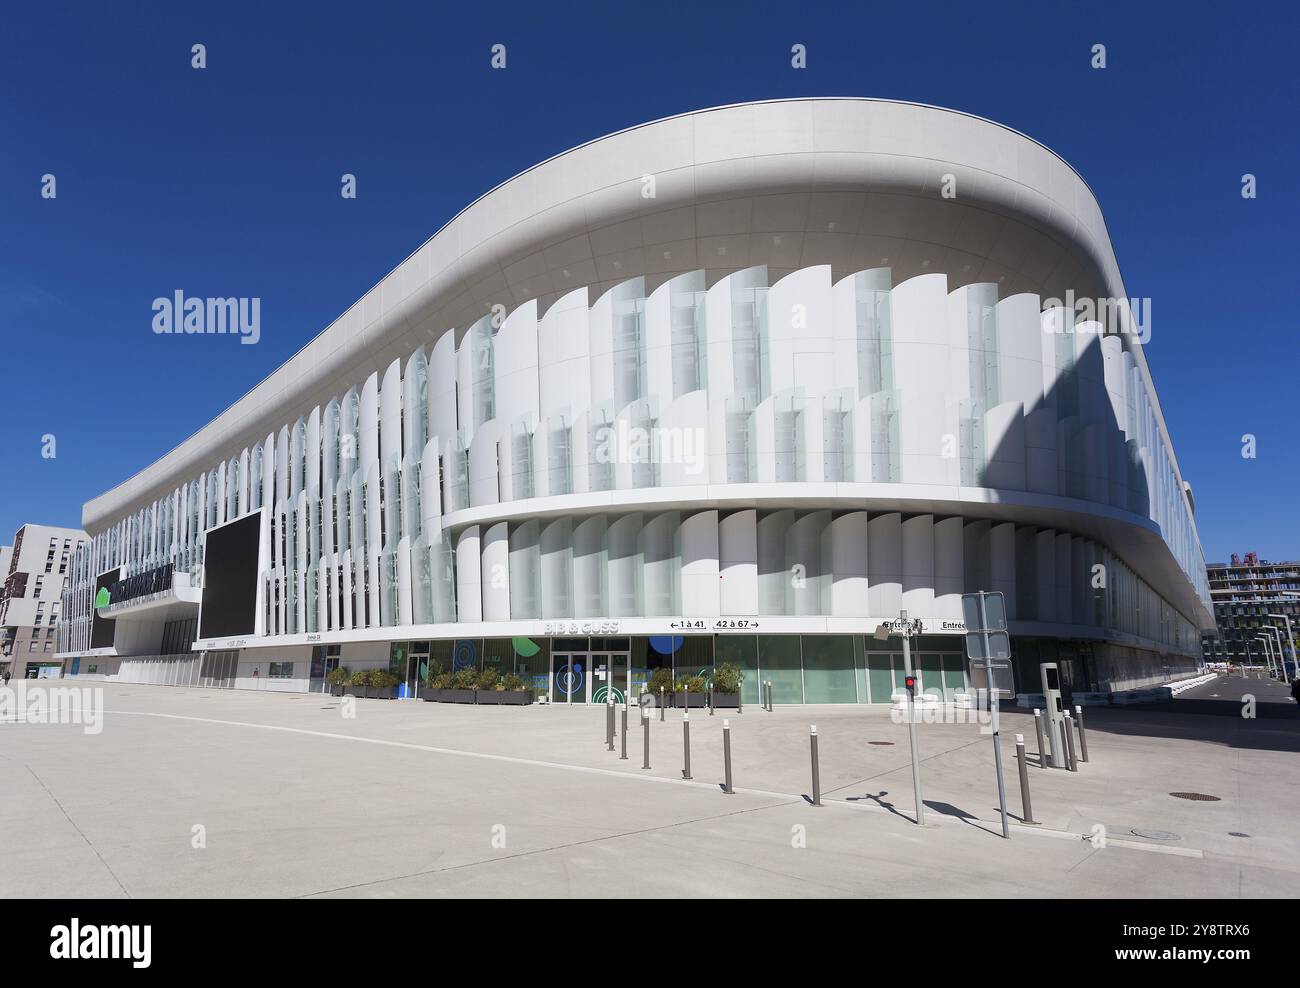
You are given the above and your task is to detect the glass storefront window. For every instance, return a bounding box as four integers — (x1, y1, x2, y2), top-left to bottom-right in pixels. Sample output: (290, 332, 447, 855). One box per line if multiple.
(757, 635, 802, 704)
(714, 635, 759, 705)
(802, 635, 856, 703)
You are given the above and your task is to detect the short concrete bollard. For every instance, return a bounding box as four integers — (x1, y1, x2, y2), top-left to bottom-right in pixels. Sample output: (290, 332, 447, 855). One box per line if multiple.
(642, 709, 650, 770)
(1033, 709, 1048, 769)
(722, 719, 734, 794)
(606, 697, 615, 752)
(1015, 733, 1037, 825)
(1063, 711, 1079, 772)
(809, 725, 822, 807)
(620, 707, 628, 760)
(682, 711, 692, 780)
(659, 687, 665, 722)
(708, 683, 715, 716)
(1074, 704, 1089, 762)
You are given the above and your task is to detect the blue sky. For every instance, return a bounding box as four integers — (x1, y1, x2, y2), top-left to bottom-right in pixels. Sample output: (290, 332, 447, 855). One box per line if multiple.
(1, 1, 1296, 563)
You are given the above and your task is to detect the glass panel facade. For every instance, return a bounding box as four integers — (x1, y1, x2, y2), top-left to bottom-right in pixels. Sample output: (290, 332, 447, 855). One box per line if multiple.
(757, 635, 802, 704)
(714, 635, 759, 704)
(802, 634, 857, 703)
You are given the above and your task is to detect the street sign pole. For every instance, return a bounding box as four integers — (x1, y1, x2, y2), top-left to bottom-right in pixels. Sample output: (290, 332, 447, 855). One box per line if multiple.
(979, 593, 1011, 839)
(899, 609, 925, 827)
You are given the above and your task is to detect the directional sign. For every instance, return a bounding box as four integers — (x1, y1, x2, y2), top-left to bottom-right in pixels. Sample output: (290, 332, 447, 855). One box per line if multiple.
(965, 630, 1011, 660)
(970, 657, 1015, 699)
(961, 591, 1007, 632)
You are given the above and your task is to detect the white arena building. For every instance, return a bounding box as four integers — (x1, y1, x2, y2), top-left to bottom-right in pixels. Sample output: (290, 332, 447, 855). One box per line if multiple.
(57, 98, 1213, 704)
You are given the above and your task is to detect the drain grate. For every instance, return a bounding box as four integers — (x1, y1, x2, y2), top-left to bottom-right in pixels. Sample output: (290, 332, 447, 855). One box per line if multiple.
(1228, 832, 1251, 838)
(868, 741, 895, 746)
(1131, 828, 1182, 841)
(1170, 791, 1220, 802)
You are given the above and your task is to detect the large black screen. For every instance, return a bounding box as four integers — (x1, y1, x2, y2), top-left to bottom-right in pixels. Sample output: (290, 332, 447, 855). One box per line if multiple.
(199, 512, 261, 640)
(90, 567, 120, 649)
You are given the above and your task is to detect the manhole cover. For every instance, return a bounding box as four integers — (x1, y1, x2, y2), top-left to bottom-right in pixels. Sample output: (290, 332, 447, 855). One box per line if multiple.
(1131, 828, 1181, 841)
(1169, 791, 1220, 802)
(1228, 832, 1251, 838)
(868, 741, 895, 746)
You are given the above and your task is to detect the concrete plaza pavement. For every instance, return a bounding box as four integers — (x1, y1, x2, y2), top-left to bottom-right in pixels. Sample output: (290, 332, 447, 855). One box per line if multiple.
(1, 680, 1296, 897)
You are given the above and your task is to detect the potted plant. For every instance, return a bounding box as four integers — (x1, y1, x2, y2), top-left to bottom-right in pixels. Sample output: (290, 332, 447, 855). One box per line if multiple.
(445, 666, 478, 704)
(674, 674, 708, 709)
(370, 668, 399, 699)
(645, 667, 675, 707)
(420, 669, 452, 702)
(476, 668, 501, 704)
(499, 672, 533, 705)
(326, 667, 350, 697)
(348, 668, 372, 698)
(710, 662, 743, 708)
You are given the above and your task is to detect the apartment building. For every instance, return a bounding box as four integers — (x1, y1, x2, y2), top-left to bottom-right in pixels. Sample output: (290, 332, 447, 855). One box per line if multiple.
(1, 523, 89, 678)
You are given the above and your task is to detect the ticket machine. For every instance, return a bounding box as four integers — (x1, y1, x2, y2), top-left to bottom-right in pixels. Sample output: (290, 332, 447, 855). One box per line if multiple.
(1039, 662, 1068, 768)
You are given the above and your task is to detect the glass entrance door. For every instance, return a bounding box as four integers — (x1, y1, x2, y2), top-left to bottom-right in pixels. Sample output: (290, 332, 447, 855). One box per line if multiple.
(590, 652, 630, 704)
(551, 652, 586, 704)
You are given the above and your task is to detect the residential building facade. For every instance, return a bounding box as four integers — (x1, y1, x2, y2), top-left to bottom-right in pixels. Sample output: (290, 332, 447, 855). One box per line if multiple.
(1201, 552, 1300, 674)
(2, 523, 88, 678)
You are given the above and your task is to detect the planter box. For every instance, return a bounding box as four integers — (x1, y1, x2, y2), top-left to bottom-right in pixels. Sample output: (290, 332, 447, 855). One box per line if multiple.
(419, 687, 445, 702)
(498, 690, 533, 705)
(673, 691, 708, 708)
(345, 685, 370, 698)
(443, 689, 477, 704)
(711, 692, 740, 708)
(328, 683, 346, 697)
(476, 690, 500, 705)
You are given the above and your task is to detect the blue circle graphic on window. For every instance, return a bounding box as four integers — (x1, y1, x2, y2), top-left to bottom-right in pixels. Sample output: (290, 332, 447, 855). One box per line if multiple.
(649, 636, 683, 655)
(557, 661, 584, 695)
(453, 639, 477, 671)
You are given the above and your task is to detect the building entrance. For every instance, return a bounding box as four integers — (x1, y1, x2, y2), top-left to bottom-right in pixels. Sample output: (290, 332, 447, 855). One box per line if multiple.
(550, 651, 630, 704)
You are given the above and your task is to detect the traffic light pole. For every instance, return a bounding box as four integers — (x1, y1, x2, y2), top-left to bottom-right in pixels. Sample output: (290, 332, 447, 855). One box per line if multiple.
(899, 609, 925, 826)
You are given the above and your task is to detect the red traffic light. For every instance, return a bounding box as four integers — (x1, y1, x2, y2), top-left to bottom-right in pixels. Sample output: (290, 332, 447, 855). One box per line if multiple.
(904, 676, 916, 690)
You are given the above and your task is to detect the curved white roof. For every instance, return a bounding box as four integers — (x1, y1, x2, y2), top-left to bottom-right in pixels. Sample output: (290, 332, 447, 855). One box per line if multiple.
(84, 97, 1181, 533)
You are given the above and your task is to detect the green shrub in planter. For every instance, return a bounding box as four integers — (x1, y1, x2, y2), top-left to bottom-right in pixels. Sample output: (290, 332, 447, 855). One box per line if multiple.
(646, 667, 675, 698)
(477, 668, 500, 691)
(502, 673, 527, 692)
(681, 674, 708, 693)
(349, 669, 371, 687)
(712, 663, 743, 694)
(428, 672, 454, 689)
(452, 667, 479, 690)
(370, 670, 399, 692)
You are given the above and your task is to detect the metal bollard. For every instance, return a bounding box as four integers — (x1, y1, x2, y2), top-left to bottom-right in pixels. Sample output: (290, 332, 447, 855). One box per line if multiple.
(620, 707, 628, 760)
(606, 698, 615, 751)
(1063, 711, 1078, 772)
(708, 683, 714, 715)
(1074, 704, 1089, 762)
(809, 725, 822, 806)
(659, 687, 665, 722)
(722, 719, 734, 794)
(682, 711, 692, 780)
(1015, 733, 1037, 825)
(642, 709, 650, 770)
(1033, 709, 1047, 769)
